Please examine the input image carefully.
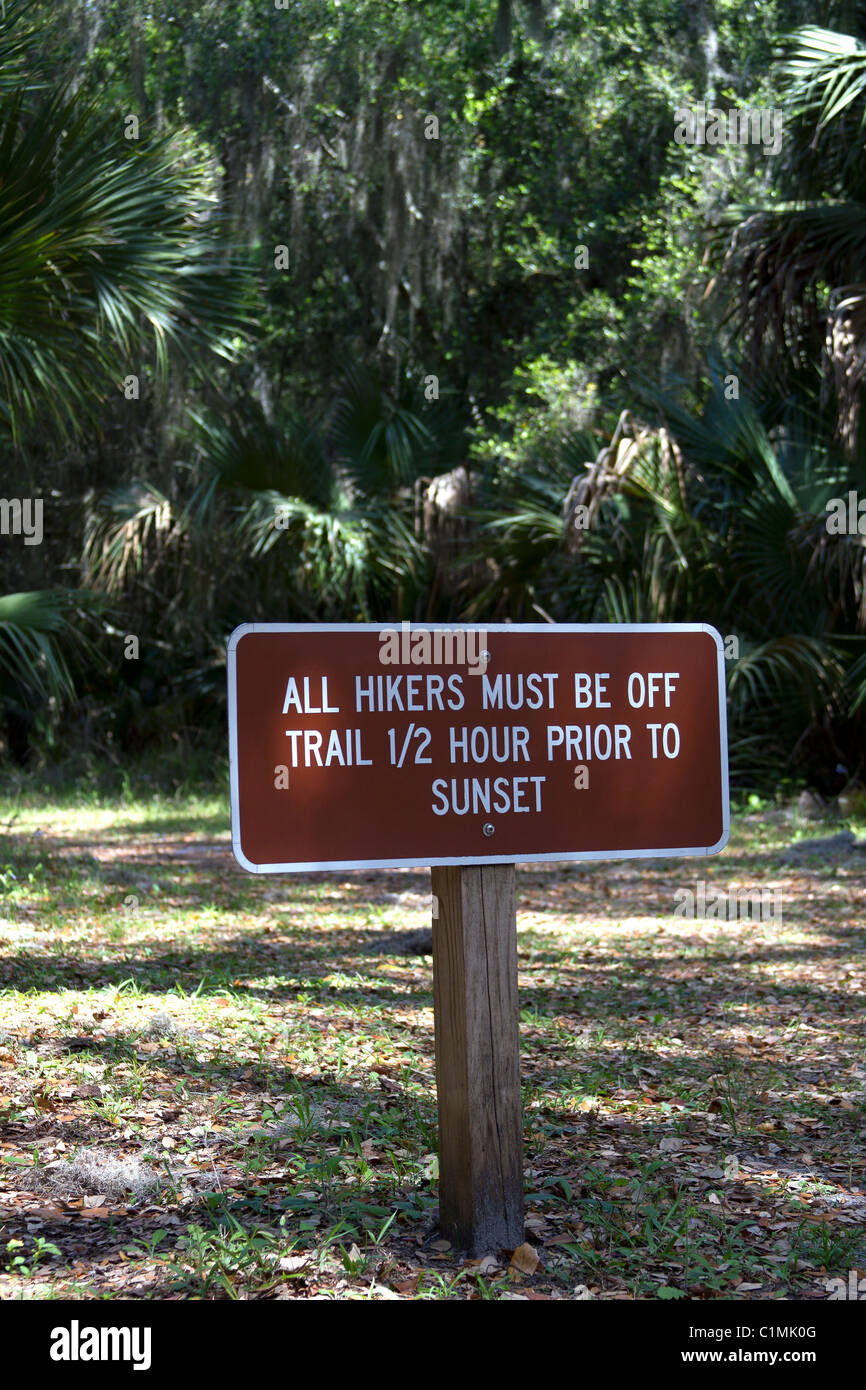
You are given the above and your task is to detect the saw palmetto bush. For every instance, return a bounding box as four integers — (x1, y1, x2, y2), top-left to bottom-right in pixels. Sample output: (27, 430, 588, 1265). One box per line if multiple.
(471, 363, 865, 789)
(720, 24, 866, 451)
(83, 365, 449, 645)
(0, 0, 245, 756)
(470, 20, 866, 791)
(77, 364, 462, 760)
(0, 86, 240, 441)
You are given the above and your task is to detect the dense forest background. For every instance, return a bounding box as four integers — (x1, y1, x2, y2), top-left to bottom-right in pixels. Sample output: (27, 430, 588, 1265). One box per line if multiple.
(1, 0, 865, 795)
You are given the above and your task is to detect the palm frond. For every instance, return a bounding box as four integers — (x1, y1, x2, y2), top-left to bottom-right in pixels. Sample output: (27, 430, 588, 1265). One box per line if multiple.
(82, 484, 178, 593)
(0, 589, 99, 705)
(0, 87, 250, 440)
(330, 364, 434, 494)
(778, 27, 866, 197)
(187, 408, 333, 510)
(727, 635, 841, 715)
(0, 1, 40, 96)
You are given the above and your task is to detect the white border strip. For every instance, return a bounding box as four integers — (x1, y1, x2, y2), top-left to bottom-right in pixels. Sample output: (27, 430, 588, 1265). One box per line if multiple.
(227, 622, 730, 873)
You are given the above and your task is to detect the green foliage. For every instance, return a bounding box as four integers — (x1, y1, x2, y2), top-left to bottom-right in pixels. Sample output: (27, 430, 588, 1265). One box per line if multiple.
(0, 590, 101, 706)
(0, 0, 248, 734)
(2, 0, 865, 789)
(0, 89, 247, 442)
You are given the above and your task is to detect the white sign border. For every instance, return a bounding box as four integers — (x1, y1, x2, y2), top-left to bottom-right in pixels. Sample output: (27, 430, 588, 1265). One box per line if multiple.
(227, 622, 730, 873)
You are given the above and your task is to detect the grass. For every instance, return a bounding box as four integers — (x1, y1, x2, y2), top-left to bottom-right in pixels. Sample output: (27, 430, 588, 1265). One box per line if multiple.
(0, 780, 864, 1300)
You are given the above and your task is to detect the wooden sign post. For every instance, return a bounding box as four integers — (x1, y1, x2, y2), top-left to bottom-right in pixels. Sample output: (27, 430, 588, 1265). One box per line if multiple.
(227, 621, 729, 1256)
(431, 863, 523, 1253)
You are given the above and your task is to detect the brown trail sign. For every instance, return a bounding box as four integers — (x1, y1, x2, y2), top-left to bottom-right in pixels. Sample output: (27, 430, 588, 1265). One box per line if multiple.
(228, 622, 729, 1254)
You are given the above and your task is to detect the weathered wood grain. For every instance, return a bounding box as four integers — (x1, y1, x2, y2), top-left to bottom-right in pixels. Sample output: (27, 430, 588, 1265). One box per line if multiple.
(431, 863, 524, 1255)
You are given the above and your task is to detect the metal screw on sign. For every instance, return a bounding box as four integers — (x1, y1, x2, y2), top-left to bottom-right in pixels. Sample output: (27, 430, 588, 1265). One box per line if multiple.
(483, 823, 495, 837)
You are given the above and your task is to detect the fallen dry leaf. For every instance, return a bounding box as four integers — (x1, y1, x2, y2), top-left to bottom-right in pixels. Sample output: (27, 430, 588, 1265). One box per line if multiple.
(391, 1273, 421, 1295)
(278, 1254, 309, 1273)
(509, 1242, 539, 1275)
